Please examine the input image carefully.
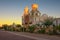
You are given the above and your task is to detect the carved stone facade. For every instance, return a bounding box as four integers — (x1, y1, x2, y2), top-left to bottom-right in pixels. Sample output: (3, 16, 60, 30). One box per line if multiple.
(22, 4, 49, 28)
(22, 4, 41, 27)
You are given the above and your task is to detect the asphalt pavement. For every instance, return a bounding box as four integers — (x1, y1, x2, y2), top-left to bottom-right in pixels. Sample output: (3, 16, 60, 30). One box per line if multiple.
(0, 30, 35, 40)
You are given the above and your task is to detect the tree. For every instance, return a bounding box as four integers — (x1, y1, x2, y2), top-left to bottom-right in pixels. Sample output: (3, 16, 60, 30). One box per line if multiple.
(2, 24, 8, 30)
(43, 19, 53, 27)
(0, 27, 3, 29)
(16, 24, 21, 27)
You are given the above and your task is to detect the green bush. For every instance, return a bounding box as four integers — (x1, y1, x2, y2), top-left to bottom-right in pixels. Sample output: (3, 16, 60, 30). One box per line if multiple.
(48, 30, 53, 35)
(28, 25, 36, 33)
(0, 27, 3, 29)
(58, 25, 60, 32)
(53, 26, 58, 35)
(53, 30, 57, 35)
(37, 28, 45, 34)
(20, 27, 26, 32)
(41, 29, 45, 34)
(37, 30, 41, 33)
(12, 27, 15, 31)
(2, 24, 8, 30)
(20, 27, 23, 32)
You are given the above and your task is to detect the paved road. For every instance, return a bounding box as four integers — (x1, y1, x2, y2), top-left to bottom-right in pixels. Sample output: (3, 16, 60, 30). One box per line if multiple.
(0, 30, 35, 40)
(8, 31, 60, 40)
(0, 30, 60, 40)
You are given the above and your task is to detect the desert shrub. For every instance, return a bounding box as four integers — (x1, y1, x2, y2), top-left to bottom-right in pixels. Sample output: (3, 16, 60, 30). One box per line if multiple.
(20, 27, 26, 32)
(37, 28, 45, 34)
(0, 27, 3, 29)
(53, 26, 58, 35)
(28, 25, 36, 33)
(2, 24, 8, 30)
(37, 30, 41, 33)
(58, 25, 60, 32)
(48, 30, 53, 35)
(41, 29, 45, 34)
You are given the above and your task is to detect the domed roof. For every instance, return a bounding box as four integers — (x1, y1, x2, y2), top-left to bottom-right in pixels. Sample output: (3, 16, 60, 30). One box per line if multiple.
(32, 4, 38, 9)
(42, 14, 48, 17)
(24, 6, 29, 15)
(41, 14, 48, 20)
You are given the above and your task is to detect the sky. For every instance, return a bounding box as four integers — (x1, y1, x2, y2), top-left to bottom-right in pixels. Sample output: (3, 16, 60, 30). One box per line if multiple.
(0, 0, 60, 26)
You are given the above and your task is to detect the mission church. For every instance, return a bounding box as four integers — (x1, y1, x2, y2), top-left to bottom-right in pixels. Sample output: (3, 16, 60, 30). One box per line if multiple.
(22, 4, 53, 28)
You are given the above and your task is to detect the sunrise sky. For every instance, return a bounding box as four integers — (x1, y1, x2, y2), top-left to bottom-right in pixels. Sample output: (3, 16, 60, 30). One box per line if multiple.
(0, 0, 60, 26)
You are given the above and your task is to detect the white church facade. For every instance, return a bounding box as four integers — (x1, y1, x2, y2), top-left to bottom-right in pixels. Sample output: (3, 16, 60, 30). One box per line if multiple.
(22, 4, 60, 28)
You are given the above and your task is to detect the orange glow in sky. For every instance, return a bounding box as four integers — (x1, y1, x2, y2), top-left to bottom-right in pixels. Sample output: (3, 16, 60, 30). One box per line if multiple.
(0, 19, 22, 26)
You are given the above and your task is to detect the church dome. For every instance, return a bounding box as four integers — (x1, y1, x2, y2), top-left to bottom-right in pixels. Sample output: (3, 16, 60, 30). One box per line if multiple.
(42, 14, 48, 17)
(32, 4, 38, 8)
(32, 4, 38, 10)
(42, 14, 48, 20)
(24, 6, 29, 16)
